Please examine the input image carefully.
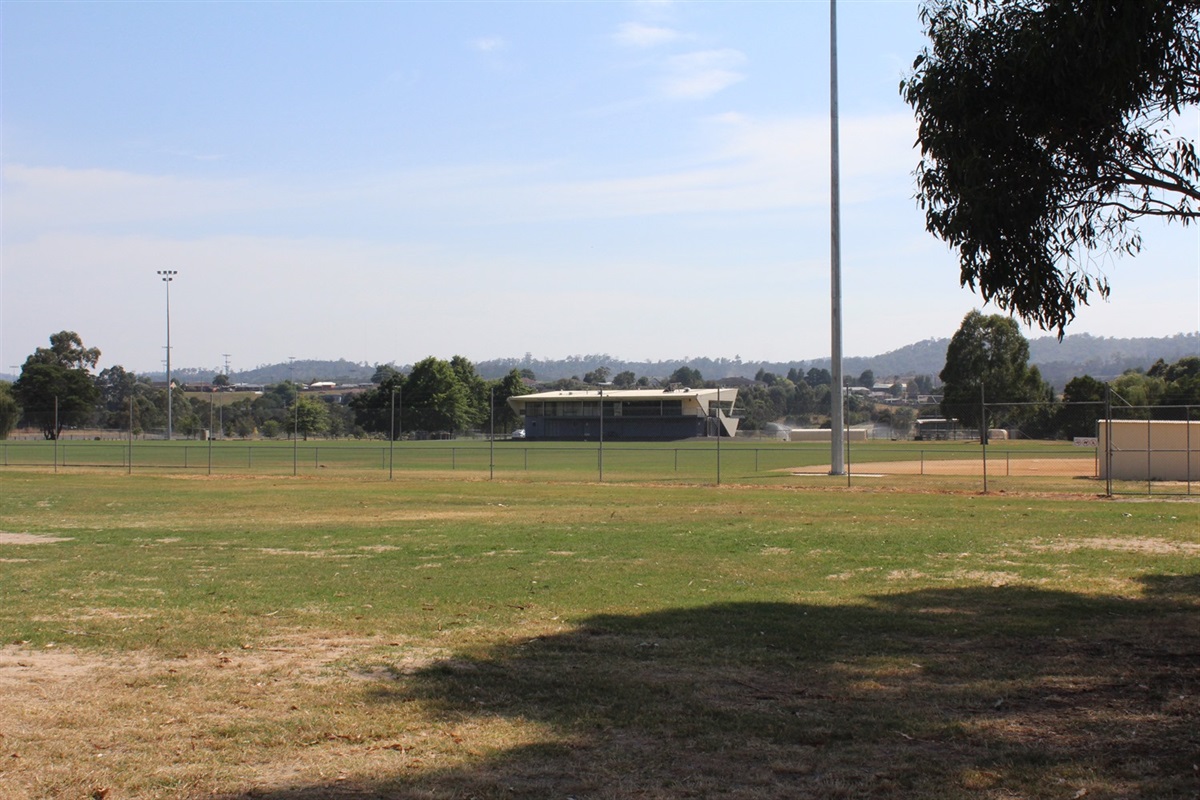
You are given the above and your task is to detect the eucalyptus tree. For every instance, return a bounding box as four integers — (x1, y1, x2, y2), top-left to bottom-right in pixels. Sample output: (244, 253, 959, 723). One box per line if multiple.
(940, 311, 1054, 433)
(13, 331, 102, 439)
(905, 0, 1200, 332)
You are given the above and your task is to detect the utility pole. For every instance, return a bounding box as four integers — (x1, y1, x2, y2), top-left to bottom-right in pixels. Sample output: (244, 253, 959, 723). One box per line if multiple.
(828, 0, 846, 475)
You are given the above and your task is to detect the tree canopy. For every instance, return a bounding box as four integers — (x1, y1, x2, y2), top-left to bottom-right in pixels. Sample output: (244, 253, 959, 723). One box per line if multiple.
(0, 383, 20, 439)
(292, 396, 330, 440)
(14, 331, 102, 439)
(668, 366, 704, 388)
(940, 311, 1053, 432)
(904, 0, 1200, 333)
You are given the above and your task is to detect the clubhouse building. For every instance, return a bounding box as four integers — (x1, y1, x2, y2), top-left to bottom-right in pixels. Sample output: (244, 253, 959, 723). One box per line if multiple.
(506, 387, 739, 441)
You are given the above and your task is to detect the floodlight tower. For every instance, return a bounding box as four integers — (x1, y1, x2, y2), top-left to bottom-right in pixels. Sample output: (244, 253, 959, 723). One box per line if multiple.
(157, 270, 178, 440)
(828, 0, 846, 475)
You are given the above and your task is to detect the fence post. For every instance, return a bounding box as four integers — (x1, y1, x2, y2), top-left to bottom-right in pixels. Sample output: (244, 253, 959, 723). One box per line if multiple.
(1146, 413, 1153, 495)
(845, 421, 852, 488)
(1189, 405, 1194, 496)
(1189, 405, 1195, 496)
(981, 386, 988, 494)
(1104, 386, 1113, 497)
(208, 396, 214, 476)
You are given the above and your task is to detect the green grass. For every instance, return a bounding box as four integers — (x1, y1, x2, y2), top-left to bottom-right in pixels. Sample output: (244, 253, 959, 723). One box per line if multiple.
(1, 436, 1108, 490)
(2, 470, 1189, 650)
(0, 470, 1196, 798)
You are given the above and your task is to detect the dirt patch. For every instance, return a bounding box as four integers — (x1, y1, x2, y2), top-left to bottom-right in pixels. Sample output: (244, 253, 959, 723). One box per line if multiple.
(0, 635, 449, 799)
(1032, 536, 1200, 555)
(794, 457, 1097, 477)
(0, 646, 119, 684)
(0, 532, 73, 545)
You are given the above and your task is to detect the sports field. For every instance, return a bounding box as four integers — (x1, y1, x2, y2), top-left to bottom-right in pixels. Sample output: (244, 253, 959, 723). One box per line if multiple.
(0, 437, 1120, 493)
(1, 465, 1197, 799)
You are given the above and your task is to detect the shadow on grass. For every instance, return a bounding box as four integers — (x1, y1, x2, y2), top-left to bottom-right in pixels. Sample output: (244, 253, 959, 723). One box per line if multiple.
(230, 576, 1199, 799)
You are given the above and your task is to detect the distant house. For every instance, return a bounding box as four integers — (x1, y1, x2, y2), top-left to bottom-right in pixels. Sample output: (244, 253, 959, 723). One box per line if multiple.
(507, 387, 739, 441)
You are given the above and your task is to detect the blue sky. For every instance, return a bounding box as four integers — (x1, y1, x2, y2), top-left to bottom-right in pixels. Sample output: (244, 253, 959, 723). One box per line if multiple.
(3, 0, 1198, 376)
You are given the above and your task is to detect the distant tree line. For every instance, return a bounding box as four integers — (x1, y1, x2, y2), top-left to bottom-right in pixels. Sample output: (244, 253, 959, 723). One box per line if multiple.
(2, 328, 1197, 441)
(938, 312, 1200, 441)
(0, 333, 534, 441)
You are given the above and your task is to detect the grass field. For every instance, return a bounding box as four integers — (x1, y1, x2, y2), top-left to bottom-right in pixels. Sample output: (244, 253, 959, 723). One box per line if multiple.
(1, 466, 1197, 799)
(0, 437, 1132, 496)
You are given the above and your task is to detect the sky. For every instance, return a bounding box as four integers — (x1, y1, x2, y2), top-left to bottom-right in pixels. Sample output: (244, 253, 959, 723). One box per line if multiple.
(3, 0, 1198, 377)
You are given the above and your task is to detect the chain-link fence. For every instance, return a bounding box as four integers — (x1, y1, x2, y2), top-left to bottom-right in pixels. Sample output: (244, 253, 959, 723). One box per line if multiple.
(1, 397, 1194, 496)
(1102, 402, 1198, 496)
(941, 395, 1197, 496)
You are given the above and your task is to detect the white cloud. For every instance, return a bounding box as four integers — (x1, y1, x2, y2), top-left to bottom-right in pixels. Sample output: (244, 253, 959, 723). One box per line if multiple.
(1, 112, 919, 241)
(658, 49, 746, 100)
(614, 22, 683, 48)
(630, 0, 678, 22)
(471, 36, 506, 53)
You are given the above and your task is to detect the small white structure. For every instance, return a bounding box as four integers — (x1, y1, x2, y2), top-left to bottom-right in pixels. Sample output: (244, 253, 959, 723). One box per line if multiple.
(1099, 419, 1200, 481)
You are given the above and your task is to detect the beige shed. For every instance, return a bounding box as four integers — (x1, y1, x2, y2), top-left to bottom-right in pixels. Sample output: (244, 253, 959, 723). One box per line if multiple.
(1099, 419, 1200, 481)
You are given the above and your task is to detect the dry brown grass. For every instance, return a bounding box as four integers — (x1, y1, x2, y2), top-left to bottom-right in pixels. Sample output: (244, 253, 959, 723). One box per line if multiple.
(3, 595, 1198, 800)
(0, 633, 459, 799)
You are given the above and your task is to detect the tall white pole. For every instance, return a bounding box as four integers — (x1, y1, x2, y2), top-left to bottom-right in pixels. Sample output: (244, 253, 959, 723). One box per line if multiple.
(157, 270, 177, 440)
(829, 0, 846, 475)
